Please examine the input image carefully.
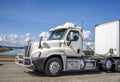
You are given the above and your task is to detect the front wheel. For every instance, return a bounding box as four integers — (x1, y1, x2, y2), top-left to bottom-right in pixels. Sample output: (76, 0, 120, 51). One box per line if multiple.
(45, 57, 62, 76)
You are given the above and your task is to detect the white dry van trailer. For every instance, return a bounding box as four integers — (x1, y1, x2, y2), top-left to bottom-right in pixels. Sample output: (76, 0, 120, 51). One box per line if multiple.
(15, 21, 120, 76)
(95, 20, 120, 57)
(94, 20, 120, 72)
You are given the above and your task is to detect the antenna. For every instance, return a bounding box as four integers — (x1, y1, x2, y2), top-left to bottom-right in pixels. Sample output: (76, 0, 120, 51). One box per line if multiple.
(81, 20, 84, 30)
(81, 20, 84, 52)
(81, 20, 84, 41)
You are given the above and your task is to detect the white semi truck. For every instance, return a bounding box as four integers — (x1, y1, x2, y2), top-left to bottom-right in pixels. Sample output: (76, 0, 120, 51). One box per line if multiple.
(15, 20, 120, 76)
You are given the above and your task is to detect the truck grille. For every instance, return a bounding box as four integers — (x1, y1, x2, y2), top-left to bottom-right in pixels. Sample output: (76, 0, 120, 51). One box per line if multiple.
(24, 45, 31, 57)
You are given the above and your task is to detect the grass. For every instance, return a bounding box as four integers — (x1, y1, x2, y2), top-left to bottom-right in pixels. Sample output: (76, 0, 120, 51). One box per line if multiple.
(0, 47, 12, 52)
(0, 47, 15, 61)
(0, 55, 15, 61)
(83, 50, 94, 56)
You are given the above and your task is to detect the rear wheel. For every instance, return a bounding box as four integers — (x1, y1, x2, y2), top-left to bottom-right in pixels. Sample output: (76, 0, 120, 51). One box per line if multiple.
(45, 57, 62, 76)
(105, 59, 113, 71)
(115, 60, 120, 72)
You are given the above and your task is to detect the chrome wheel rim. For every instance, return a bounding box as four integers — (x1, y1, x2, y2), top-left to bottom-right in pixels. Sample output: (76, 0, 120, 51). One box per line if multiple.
(80, 59, 85, 69)
(49, 61, 60, 74)
(106, 60, 112, 69)
(118, 62, 120, 70)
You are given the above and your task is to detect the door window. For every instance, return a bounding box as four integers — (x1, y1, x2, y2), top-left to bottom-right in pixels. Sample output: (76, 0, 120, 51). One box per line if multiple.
(67, 30, 79, 41)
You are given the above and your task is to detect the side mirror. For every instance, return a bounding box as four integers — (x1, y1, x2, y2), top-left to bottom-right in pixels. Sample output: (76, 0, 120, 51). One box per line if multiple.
(67, 32, 74, 46)
(69, 32, 74, 41)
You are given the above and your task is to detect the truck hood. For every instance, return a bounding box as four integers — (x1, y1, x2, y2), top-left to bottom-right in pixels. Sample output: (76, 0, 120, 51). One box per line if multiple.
(30, 40, 61, 56)
(41, 40, 60, 49)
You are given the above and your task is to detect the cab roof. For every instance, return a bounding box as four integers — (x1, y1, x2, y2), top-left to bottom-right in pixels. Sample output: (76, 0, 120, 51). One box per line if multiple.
(49, 22, 82, 32)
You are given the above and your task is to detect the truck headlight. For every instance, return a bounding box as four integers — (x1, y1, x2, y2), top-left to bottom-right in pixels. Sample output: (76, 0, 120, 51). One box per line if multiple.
(32, 52, 41, 58)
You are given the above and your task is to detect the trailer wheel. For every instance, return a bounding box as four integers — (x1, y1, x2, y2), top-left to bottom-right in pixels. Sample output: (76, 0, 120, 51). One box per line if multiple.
(105, 59, 113, 71)
(45, 57, 62, 76)
(115, 60, 120, 72)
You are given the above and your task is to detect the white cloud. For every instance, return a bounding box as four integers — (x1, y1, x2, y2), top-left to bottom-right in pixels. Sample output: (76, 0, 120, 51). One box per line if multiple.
(25, 37, 31, 42)
(9, 34, 14, 37)
(83, 30, 91, 40)
(25, 33, 31, 42)
(82, 30, 94, 50)
(26, 33, 31, 37)
(20, 35, 25, 38)
(8, 34, 19, 43)
(0, 34, 24, 47)
(25, 33, 36, 43)
(0, 33, 35, 47)
(3, 36, 8, 41)
(83, 41, 94, 50)
(31, 37, 35, 42)
(86, 42, 92, 46)
(0, 36, 3, 42)
(13, 34, 18, 39)
(86, 42, 94, 46)
(39, 31, 49, 41)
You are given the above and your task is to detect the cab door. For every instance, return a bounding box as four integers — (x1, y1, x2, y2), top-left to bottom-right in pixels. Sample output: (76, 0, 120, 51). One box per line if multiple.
(64, 30, 82, 56)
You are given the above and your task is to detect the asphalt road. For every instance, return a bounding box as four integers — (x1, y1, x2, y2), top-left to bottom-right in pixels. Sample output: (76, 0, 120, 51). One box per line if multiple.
(0, 62, 120, 82)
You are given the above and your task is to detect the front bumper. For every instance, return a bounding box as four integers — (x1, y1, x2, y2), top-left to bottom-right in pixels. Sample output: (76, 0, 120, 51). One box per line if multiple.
(15, 55, 33, 68)
(15, 55, 47, 72)
(32, 57, 47, 72)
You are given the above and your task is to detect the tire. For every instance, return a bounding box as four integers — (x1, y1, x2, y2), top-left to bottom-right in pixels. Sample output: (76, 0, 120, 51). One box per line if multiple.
(105, 59, 113, 71)
(80, 58, 86, 70)
(45, 57, 62, 76)
(115, 60, 120, 72)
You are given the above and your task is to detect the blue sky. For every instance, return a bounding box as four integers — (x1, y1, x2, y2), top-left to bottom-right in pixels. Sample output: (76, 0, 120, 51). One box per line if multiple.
(0, 0, 120, 42)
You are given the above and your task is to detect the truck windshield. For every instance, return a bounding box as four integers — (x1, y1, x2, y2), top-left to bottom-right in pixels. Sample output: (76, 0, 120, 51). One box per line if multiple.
(48, 29, 66, 40)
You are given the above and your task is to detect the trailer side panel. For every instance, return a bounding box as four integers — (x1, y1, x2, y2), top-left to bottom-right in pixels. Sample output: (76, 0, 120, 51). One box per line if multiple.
(95, 20, 120, 57)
